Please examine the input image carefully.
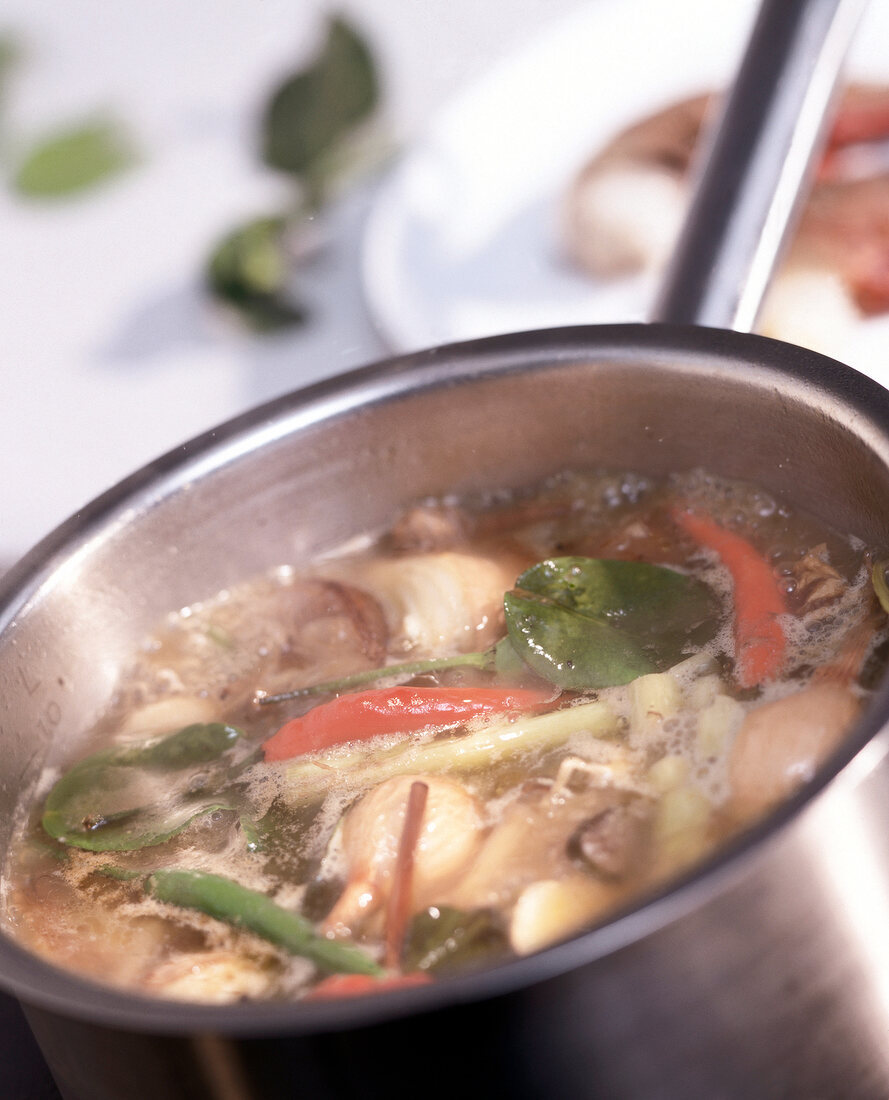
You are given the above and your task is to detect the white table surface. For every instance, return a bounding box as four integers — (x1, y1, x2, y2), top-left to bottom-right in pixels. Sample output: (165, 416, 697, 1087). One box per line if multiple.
(0, 0, 584, 564)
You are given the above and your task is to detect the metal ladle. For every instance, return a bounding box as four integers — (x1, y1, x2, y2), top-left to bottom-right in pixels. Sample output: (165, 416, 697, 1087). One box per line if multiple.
(653, 0, 868, 330)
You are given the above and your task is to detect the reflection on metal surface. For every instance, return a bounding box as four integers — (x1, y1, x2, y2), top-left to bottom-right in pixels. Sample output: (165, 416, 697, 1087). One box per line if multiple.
(193, 1033, 256, 1100)
(809, 738, 889, 1055)
(3, 328, 889, 1098)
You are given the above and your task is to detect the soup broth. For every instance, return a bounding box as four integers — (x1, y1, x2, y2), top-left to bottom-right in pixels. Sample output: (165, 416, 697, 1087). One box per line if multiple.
(4, 468, 887, 1004)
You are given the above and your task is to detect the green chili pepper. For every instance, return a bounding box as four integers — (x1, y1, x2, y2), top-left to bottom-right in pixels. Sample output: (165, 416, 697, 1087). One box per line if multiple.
(146, 869, 383, 976)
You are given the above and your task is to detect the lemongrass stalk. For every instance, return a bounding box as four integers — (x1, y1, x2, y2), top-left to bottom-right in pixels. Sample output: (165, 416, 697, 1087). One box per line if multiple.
(279, 699, 620, 806)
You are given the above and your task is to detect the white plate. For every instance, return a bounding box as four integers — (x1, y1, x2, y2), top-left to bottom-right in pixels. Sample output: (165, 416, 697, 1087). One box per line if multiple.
(362, 0, 889, 381)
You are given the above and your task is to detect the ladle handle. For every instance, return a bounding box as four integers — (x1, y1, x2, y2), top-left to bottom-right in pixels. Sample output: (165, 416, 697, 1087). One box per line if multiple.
(650, 0, 868, 333)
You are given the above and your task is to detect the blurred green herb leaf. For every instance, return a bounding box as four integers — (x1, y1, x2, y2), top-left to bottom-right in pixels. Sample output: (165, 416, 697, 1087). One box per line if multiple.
(262, 15, 379, 196)
(207, 215, 307, 332)
(14, 118, 135, 199)
(207, 15, 382, 333)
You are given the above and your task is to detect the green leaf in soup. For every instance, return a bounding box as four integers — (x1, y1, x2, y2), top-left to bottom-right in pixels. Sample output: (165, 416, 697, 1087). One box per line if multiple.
(14, 118, 135, 199)
(261, 16, 379, 184)
(115, 721, 241, 769)
(491, 634, 531, 680)
(505, 589, 655, 690)
(505, 557, 720, 691)
(42, 722, 244, 852)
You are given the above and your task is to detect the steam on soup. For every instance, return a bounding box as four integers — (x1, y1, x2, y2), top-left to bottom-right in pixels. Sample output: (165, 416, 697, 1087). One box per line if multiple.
(4, 468, 887, 1004)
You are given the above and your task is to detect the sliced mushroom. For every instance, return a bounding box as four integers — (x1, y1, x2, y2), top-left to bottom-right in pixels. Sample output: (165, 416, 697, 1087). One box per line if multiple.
(567, 794, 653, 881)
(790, 544, 847, 613)
(446, 779, 650, 913)
(121, 576, 389, 719)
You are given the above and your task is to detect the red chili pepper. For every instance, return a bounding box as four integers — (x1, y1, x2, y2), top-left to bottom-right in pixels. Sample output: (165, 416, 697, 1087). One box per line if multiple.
(672, 507, 786, 689)
(263, 685, 551, 762)
(306, 971, 433, 1001)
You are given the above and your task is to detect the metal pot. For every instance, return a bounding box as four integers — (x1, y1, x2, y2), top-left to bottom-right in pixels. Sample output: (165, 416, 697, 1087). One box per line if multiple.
(1, 2, 887, 1097)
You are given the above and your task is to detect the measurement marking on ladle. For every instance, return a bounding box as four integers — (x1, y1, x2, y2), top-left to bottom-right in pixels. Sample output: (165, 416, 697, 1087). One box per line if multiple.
(17, 665, 65, 739)
(17, 665, 41, 697)
(35, 698, 63, 741)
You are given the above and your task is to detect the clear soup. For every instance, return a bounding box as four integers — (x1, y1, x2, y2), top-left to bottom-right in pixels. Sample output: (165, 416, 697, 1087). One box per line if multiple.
(4, 468, 887, 1004)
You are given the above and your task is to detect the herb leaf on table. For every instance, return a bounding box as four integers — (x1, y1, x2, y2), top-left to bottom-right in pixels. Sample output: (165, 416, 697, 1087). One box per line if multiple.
(14, 118, 135, 199)
(207, 216, 307, 333)
(262, 15, 380, 195)
(207, 15, 382, 332)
